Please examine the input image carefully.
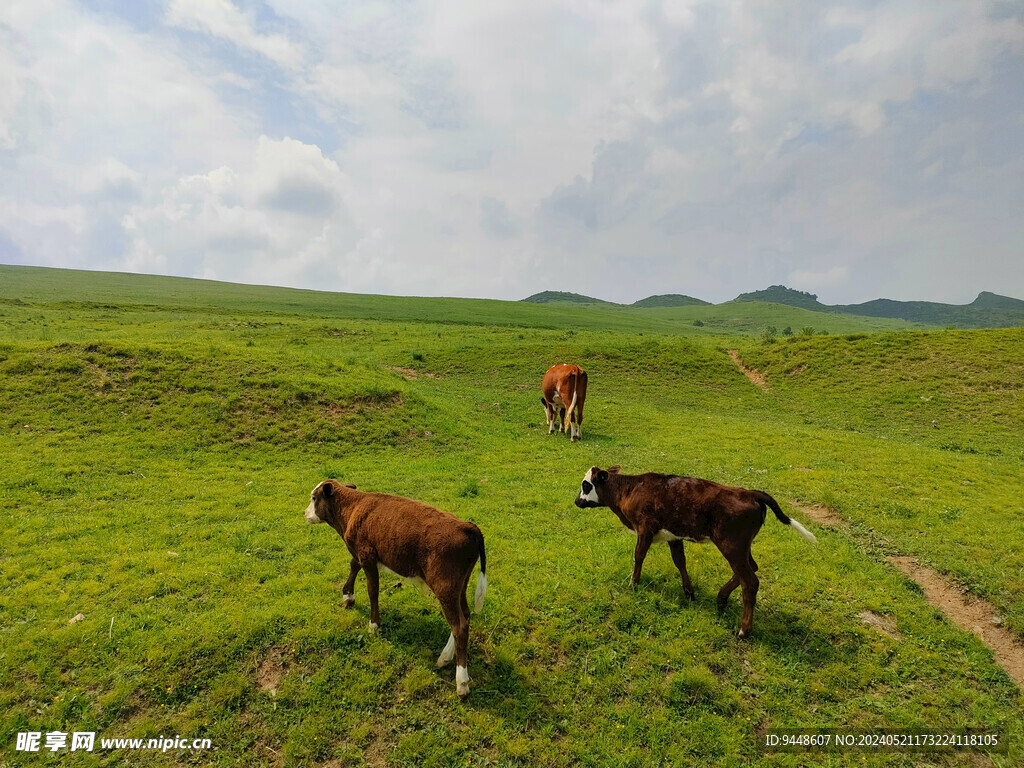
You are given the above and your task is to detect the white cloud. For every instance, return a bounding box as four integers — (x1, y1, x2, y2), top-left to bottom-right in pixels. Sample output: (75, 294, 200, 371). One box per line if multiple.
(124, 136, 357, 287)
(166, 0, 302, 69)
(2, 0, 1023, 304)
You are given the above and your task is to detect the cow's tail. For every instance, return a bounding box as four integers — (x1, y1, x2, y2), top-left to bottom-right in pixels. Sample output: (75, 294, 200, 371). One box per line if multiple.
(563, 374, 579, 432)
(756, 491, 817, 543)
(471, 527, 487, 612)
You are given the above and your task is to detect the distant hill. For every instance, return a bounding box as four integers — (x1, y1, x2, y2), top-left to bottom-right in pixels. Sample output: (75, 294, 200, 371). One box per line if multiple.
(521, 291, 614, 305)
(835, 296, 1024, 328)
(729, 284, 1024, 329)
(732, 286, 829, 312)
(631, 294, 711, 308)
(969, 291, 1024, 311)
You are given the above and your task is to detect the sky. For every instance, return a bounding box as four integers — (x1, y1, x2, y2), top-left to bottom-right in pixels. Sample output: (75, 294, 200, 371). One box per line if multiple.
(2, 1, 1023, 305)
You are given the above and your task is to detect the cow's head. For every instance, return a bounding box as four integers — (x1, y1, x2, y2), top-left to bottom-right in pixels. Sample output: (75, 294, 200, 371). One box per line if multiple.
(304, 480, 357, 525)
(575, 465, 620, 508)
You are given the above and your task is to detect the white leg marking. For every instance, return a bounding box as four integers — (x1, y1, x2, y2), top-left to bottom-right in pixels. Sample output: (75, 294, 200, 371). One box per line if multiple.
(342, 593, 355, 608)
(368, 622, 379, 634)
(456, 665, 470, 697)
(437, 633, 456, 667)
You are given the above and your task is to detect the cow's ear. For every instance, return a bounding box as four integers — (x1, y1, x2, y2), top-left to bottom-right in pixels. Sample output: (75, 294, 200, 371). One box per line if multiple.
(344, 483, 357, 489)
(607, 465, 621, 474)
(596, 470, 609, 484)
(322, 482, 334, 498)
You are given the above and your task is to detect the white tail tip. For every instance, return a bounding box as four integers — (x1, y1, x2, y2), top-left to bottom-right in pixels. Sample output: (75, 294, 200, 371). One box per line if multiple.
(474, 572, 487, 612)
(789, 518, 817, 543)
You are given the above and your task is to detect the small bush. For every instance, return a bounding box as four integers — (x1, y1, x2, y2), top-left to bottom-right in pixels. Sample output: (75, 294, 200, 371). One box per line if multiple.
(692, 319, 704, 327)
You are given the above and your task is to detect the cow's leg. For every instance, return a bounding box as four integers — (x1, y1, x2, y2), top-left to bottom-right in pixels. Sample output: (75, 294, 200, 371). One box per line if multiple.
(668, 541, 695, 601)
(363, 560, 381, 633)
(717, 574, 740, 612)
(437, 571, 472, 668)
(631, 531, 654, 587)
(542, 400, 554, 433)
(721, 548, 759, 638)
(342, 557, 361, 608)
(558, 407, 567, 432)
(438, 589, 471, 697)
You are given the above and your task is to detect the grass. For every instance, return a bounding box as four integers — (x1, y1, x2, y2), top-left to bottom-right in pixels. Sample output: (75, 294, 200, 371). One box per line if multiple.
(0, 266, 1021, 766)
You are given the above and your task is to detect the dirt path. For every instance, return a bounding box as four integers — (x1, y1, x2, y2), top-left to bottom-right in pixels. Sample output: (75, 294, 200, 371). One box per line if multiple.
(887, 556, 1024, 688)
(792, 503, 1024, 688)
(726, 349, 770, 391)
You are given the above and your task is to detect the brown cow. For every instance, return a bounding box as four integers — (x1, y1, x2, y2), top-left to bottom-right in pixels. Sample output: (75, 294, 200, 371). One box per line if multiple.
(304, 480, 487, 697)
(541, 363, 588, 441)
(574, 466, 816, 638)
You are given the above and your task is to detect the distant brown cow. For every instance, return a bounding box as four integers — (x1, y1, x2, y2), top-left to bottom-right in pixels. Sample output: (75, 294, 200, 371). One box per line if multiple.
(304, 480, 487, 697)
(574, 466, 816, 638)
(541, 363, 588, 441)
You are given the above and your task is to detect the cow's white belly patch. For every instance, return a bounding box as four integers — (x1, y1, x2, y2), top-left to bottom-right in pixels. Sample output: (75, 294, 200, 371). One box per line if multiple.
(380, 565, 433, 597)
(633, 529, 707, 544)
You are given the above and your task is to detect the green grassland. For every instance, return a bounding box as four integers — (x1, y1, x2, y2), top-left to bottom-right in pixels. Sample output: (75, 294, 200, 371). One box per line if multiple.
(1, 267, 1022, 767)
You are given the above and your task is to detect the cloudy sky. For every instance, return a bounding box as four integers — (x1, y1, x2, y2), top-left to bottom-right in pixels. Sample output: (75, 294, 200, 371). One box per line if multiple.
(2, 1, 1023, 304)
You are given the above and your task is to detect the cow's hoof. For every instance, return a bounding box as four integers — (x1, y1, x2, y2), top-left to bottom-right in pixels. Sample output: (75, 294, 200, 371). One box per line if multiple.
(737, 628, 749, 639)
(717, 599, 728, 613)
(342, 594, 355, 608)
(368, 622, 379, 634)
(684, 589, 696, 602)
(456, 666, 470, 698)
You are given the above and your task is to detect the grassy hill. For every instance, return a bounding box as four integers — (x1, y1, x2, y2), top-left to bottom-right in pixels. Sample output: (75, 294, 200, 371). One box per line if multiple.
(630, 294, 710, 308)
(1, 265, 1022, 766)
(520, 290, 614, 305)
(732, 285, 828, 312)
(729, 281, 1024, 329)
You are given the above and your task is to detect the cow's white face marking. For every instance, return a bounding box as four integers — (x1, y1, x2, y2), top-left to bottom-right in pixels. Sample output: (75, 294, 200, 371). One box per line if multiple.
(305, 482, 325, 524)
(577, 469, 600, 504)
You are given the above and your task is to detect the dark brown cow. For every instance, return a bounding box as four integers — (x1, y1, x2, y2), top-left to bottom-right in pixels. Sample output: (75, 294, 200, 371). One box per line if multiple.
(574, 466, 816, 637)
(304, 480, 487, 697)
(540, 363, 588, 441)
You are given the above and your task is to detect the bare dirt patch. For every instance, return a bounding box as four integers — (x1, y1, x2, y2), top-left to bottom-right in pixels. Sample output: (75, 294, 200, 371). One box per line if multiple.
(792, 503, 844, 529)
(388, 367, 440, 380)
(726, 350, 770, 391)
(886, 557, 1024, 688)
(257, 646, 288, 692)
(858, 610, 901, 640)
